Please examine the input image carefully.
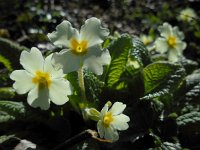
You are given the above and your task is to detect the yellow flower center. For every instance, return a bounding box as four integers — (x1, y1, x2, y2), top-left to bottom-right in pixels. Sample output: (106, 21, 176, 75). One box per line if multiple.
(32, 71, 51, 89)
(70, 38, 88, 55)
(102, 112, 113, 127)
(167, 36, 176, 47)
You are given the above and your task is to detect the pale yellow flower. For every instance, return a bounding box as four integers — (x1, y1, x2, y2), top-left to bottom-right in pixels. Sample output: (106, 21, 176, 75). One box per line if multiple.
(10, 48, 72, 110)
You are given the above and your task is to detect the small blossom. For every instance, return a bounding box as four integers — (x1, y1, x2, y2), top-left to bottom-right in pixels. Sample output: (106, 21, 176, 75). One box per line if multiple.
(140, 34, 153, 46)
(48, 17, 111, 75)
(155, 22, 186, 62)
(140, 34, 154, 51)
(178, 8, 197, 22)
(10, 47, 72, 110)
(97, 102, 130, 141)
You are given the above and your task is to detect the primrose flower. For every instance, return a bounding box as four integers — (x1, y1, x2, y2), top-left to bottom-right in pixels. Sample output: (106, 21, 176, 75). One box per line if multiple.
(140, 34, 154, 51)
(10, 47, 72, 110)
(48, 17, 111, 75)
(155, 22, 186, 62)
(97, 102, 130, 141)
(140, 34, 153, 46)
(178, 8, 197, 22)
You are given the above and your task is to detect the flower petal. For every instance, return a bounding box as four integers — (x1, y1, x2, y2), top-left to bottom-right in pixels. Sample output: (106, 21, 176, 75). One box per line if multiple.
(158, 22, 172, 38)
(27, 86, 38, 107)
(80, 17, 109, 48)
(47, 20, 79, 48)
(168, 49, 180, 62)
(52, 49, 82, 73)
(112, 114, 130, 131)
(28, 87, 50, 110)
(44, 54, 64, 79)
(100, 103, 109, 118)
(110, 102, 126, 116)
(10, 70, 34, 94)
(104, 126, 119, 141)
(174, 41, 187, 52)
(97, 121, 105, 138)
(20, 47, 44, 74)
(155, 38, 168, 54)
(83, 49, 111, 75)
(173, 26, 184, 40)
(49, 79, 72, 105)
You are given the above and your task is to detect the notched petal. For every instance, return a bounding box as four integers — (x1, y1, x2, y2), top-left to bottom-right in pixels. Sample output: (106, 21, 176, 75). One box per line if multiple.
(48, 20, 79, 48)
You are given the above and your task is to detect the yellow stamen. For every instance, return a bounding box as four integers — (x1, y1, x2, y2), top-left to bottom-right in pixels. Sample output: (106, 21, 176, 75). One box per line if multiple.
(167, 36, 176, 47)
(70, 38, 88, 55)
(102, 112, 113, 127)
(32, 71, 51, 89)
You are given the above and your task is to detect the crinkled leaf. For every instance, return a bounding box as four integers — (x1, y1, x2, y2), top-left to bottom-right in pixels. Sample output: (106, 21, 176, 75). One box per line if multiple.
(66, 71, 80, 95)
(161, 142, 182, 150)
(0, 101, 25, 122)
(0, 134, 15, 144)
(141, 61, 185, 100)
(131, 36, 151, 67)
(184, 70, 200, 101)
(84, 70, 104, 103)
(176, 111, 200, 133)
(106, 34, 133, 89)
(0, 54, 12, 71)
(0, 37, 29, 69)
(0, 87, 15, 99)
(180, 58, 198, 74)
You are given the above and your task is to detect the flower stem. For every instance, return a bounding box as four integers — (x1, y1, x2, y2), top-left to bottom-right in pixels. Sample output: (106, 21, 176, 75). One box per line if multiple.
(78, 65, 86, 101)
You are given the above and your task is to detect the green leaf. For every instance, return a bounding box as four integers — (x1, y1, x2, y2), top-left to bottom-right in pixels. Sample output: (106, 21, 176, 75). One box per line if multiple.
(66, 71, 80, 95)
(0, 37, 29, 69)
(184, 70, 200, 101)
(0, 101, 25, 123)
(131, 36, 151, 67)
(0, 54, 12, 71)
(141, 61, 185, 100)
(161, 142, 182, 150)
(84, 71, 104, 103)
(0, 134, 15, 144)
(180, 58, 198, 75)
(176, 111, 200, 133)
(0, 87, 15, 99)
(105, 34, 133, 88)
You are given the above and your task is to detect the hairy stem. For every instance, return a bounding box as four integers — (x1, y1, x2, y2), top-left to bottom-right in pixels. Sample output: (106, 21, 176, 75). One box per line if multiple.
(78, 65, 86, 101)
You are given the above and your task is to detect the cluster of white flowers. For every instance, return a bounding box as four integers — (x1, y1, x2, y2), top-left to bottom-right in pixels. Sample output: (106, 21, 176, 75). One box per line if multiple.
(155, 22, 186, 62)
(10, 17, 129, 142)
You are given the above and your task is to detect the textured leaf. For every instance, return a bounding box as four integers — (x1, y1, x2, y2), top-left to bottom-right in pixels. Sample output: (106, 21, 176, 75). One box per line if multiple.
(84, 71, 104, 103)
(106, 34, 133, 88)
(141, 61, 185, 100)
(0, 101, 25, 122)
(0, 87, 15, 99)
(66, 72, 80, 94)
(0, 37, 29, 69)
(0, 54, 12, 71)
(131, 36, 151, 67)
(176, 111, 200, 133)
(0, 134, 15, 144)
(180, 58, 198, 74)
(184, 70, 200, 101)
(161, 142, 182, 150)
